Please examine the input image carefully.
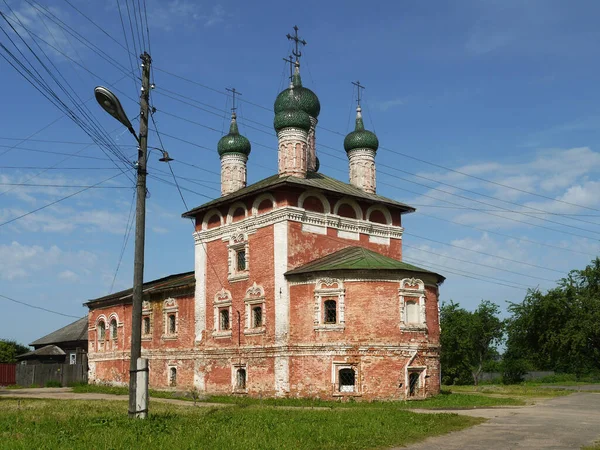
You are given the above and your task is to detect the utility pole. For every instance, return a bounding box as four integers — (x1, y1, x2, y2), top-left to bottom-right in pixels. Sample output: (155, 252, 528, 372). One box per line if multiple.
(128, 51, 151, 419)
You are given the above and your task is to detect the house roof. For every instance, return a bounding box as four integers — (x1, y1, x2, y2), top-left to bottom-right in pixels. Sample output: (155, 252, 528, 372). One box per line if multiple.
(285, 246, 444, 281)
(30, 317, 88, 347)
(182, 172, 416, 218)
(85, 271, 195, 308)
(17, 344, 66, 359)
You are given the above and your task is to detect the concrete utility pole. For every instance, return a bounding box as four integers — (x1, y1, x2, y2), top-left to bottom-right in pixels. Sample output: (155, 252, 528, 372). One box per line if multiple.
(129, 51, 151, 419)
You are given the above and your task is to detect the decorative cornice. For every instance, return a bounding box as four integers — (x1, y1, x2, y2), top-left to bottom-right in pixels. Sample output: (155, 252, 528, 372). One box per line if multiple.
(193, 206, 404, 244)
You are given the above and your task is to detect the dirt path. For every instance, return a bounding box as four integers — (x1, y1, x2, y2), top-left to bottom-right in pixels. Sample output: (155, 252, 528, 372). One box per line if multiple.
(397, 392, 600, 449)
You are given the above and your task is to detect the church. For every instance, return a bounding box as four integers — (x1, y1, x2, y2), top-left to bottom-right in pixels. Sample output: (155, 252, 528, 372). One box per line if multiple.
(86, 29, 445, 400)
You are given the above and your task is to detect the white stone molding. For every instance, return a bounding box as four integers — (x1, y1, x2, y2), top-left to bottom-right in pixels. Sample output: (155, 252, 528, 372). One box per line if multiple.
(220, 153, 248, 196)
(331, 361, 361, 396)
(142, 301, 151, 312)
(277, 127, 308, 178)
(227, 229, 249, 282)
(194, 238, 208, 343)
(274, 355, 289, 396)
(95, 314, 107, 352)
(365, 204, 392, 225)
(251, 193, 277, 216)
(307, 117, 318, 172)
(163, 297, 179, 339)
(348, 147, 377, 194)
(226, 201, 249, 224)
(274, 221, 289, 343)
(201, 208, 224, 231)
(244, 282, 265, 335)
(314, 278, 346, 332)
(298, 190, 331, 214)
(398, 278, 427, 331)
(193, 206, 403, 245)
(332, 197, 363, 219)
(213, 288, 233, 338)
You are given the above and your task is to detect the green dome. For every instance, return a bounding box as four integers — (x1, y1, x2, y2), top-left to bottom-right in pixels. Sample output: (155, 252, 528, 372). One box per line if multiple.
(274, 72, 321, 118)
(274, 109, 312, 132)
(218, 114, 251, 157)
(343, 107, 379, 153)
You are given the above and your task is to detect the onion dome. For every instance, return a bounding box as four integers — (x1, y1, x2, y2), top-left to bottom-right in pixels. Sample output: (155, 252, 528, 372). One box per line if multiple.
(274, 70, 321, 119)
(217, 113, 251, 157)
(274, 109, 312, 132)
(343, 106, 379, 153)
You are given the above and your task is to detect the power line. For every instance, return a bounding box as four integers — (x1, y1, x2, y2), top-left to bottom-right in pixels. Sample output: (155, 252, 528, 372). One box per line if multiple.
(0, 182, 130, 188)
(0, 293, 81, 319)
(109, 189, 136, 293)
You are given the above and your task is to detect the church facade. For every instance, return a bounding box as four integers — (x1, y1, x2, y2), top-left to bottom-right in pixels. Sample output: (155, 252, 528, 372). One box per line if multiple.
(86, 32, 444, 400)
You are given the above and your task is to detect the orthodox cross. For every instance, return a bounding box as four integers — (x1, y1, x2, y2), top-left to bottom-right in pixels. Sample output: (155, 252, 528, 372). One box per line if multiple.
(226, 87, 241, 113)
(351, 80, 365, 106)
(286, 25, 307, 64)
(283, 55, 294, 82)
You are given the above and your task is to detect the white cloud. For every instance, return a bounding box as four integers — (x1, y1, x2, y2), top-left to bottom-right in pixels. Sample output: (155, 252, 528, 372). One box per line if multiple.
(148, 1, 227, 31)
(374, 98, 405, 112)
(58, 269, 79, 282)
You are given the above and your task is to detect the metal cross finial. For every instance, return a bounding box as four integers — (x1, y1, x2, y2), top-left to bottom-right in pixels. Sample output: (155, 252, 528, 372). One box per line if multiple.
(283, 55, 294, 82)
(226, 87, 242, 113)
(351, 80, 365, 107)
(286, 25, 307, 63)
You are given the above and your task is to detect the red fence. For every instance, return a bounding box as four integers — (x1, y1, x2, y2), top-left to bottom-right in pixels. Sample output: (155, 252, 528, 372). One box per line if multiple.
(0, 363, 16, 385)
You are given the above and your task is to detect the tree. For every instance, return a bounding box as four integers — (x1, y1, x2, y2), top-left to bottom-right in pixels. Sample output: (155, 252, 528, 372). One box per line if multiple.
(504, 258, 600, 377)
(440, 300, 504, 386)
(0, 339, 30, 363)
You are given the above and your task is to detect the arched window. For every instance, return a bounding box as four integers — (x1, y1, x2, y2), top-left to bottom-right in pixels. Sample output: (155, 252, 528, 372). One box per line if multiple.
(169, 367, 177, 387)
(168, 314, 176, 334)
(97, 321, 105, 341)
(110, 319, 118, 340)
(324, 300, 337, 324)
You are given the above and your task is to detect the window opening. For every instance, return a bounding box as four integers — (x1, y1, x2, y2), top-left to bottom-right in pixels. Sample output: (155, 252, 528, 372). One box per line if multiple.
(69, 353, 76, 365)
(220, 309, 230, 330)
(339, 368, 356, 392)
(110, 319, 118, 339)
(409, 372, 420, 397)
(169, 367, 177, 387)
(168, 314, 176, 334)
(143, 316, 151, 335)
(252, 306, 262, 328)
(324, 300, 337, 324)
(236, 249, 246, 271)
(236, 368, 246, 390)
(97, 321, 105, 340)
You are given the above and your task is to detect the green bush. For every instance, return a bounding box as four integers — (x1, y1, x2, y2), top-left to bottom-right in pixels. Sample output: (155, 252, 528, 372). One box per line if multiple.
(45, 380, 62, 388)
(502, 358, 529, 384)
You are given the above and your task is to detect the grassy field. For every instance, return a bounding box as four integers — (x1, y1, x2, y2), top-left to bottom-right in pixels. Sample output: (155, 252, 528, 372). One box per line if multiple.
(0, 398, 483, 450)
(71, 384, 525, 408)
(444, 384, 574, 398)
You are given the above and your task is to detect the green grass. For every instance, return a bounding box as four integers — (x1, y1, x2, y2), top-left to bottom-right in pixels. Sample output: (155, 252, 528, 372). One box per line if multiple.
(582, 442, 600, 450)
(72, 384, 524, 409)
(445, 384, 572, 398)
(0, 398, 483, 450)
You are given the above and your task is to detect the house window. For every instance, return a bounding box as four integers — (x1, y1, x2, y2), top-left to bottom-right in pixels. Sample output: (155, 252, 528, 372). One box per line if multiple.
(314, 279, 345, 331)
(228, 231, 249, 282)
(168, 314, 176, 334)
(69, 353, 77, 365)
(220, 308, 230, 331)
(110, 319, 118, 340)
(236, 368, 246, 390)
(244, 282, 265, 335)
(97, 320, 106, 349)
(339, 368, 356, 392)
(143, 316, 151, 336)
(169, 367, 177, 387)
(332, 362, 360, 396)
(399, 278, 427, 330)
(252, 306, 262, 328)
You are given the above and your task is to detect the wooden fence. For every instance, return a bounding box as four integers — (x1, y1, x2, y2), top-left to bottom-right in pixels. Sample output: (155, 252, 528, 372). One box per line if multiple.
(16, 363, 87, 387)
(0, 363, 16, 385)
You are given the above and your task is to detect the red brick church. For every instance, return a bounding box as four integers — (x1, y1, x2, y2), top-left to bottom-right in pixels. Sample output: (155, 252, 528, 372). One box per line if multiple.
(86, 30, 444, 400)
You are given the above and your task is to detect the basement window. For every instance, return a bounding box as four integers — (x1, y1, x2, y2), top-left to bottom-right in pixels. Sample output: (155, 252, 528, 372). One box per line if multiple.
(332, 362, 360, 396)
(339, 368, 356, 393)
(169, 367, 177, 387)
(236, 368, 246, 390)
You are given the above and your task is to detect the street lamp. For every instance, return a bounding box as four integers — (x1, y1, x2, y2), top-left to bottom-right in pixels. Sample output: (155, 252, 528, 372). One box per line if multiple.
(94, 86, 138, 143)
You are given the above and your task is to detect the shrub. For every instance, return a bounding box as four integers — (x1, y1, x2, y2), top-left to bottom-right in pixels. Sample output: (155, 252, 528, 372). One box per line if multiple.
(45, 380, 62, 388)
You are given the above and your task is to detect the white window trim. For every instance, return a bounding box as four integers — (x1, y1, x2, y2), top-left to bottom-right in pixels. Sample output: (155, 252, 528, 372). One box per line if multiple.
(231, 362, 248, 393)
(213, 288, 233, 338)
(227, 230, 250, 282)
(399, 278, 427, 331)
(244, 282, 265, 335)
(142, 301, 153, 341)
(314, 278, 345, 332)
(95, 315, 107, 352)
(331, 361, 361, 396)
(162, 298, 179, 339)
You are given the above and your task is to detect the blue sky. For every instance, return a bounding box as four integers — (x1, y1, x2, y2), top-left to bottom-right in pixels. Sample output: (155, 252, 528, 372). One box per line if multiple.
(1, 0, 599, 345)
